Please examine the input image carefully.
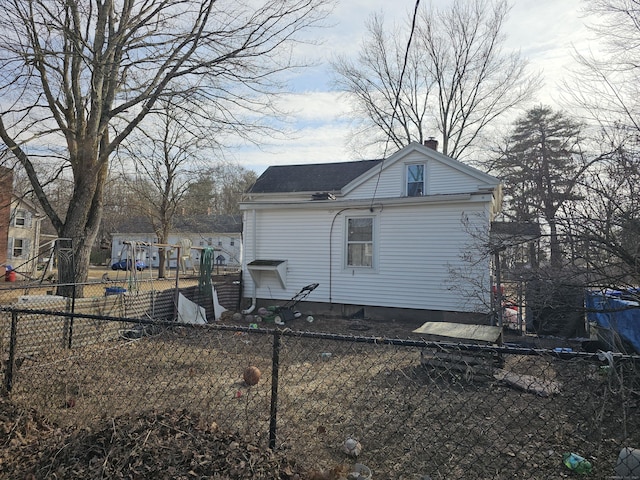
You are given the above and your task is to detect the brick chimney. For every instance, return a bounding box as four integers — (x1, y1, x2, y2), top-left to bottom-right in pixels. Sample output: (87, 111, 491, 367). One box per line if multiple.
(423, 137, 438, 151)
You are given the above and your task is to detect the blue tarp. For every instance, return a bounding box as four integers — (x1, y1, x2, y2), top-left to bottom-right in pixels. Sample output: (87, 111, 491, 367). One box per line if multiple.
(585, 290, 640, 354)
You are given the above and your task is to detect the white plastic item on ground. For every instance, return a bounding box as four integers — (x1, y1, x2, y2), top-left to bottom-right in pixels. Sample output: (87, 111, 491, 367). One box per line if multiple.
(17, 295, 66, 304)
(211, 285, 227, 320)
(177, 293, 207, 324)
(348, 463, 371, 480)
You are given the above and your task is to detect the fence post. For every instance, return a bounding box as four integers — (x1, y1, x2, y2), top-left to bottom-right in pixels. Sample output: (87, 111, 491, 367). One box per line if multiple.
(269, 329, 282, 450)
(3, 310, 18, 393)
(68, 284, 76, 349)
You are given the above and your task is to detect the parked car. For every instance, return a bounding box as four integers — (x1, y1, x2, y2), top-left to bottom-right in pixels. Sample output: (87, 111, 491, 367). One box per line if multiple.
(111, 259, 147, 271)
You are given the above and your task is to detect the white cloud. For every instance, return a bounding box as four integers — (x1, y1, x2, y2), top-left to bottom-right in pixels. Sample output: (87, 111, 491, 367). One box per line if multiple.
(238, 0, 598, 173)
(276, 90, 352, 123)
(235, 121, 355, 174)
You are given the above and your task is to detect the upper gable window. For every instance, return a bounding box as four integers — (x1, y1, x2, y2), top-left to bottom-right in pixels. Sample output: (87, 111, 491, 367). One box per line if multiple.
(13, 209, 27, 227)
(406, 164, 425, 196)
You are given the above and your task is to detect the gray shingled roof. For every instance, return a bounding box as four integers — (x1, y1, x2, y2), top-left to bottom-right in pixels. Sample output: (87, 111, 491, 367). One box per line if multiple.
(248, 159, 383, 194)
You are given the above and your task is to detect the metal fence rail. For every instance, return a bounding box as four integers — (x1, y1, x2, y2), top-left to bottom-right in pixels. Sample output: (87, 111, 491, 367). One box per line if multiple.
(1, 308, 639, 479)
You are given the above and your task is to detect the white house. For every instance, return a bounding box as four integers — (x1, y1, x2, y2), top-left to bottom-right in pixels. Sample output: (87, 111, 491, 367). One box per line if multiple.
(7, 195, 43, 277)
(239, 141, 502, 322)
(109, 215, 242, 271)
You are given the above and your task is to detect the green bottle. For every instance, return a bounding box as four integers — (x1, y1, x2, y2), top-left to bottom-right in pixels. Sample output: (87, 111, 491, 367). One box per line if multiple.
(563, 452, 592, 474)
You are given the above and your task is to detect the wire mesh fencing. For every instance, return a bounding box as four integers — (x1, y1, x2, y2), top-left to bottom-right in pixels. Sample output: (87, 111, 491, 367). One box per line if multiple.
(1, 308, 640, 479)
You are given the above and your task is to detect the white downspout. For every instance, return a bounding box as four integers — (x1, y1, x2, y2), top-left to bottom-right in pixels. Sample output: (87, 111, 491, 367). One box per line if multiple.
(241, 208, 257, 314)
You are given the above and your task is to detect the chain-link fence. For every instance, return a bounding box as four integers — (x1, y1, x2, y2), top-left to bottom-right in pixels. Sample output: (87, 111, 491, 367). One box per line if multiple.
(0, 273, 240, 323)
(2, 307, 640, 479)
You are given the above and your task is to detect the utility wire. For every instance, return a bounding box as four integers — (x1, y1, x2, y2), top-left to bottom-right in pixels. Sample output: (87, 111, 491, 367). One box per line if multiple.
(370, 0, 421, 209)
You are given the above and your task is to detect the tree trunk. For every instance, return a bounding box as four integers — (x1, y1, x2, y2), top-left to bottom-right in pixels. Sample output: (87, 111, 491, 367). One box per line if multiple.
(548, 219, 562, 269)
(158, 247, 167, 278)
(55, 149, 107, 297)
(157, 228, 171, 278)
(55, 226, 100, 298)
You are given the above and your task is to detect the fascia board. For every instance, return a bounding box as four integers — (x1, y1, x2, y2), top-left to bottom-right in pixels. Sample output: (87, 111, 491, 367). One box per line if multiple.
(237, 192, 499, 211)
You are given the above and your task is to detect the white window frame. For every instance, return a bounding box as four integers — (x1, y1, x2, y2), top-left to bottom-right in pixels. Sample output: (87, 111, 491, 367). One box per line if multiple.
(12, 238, 24, 258)
(406, 163, 426, 197)
(344, 215, 377, 270)
(14, 209, 26, 227)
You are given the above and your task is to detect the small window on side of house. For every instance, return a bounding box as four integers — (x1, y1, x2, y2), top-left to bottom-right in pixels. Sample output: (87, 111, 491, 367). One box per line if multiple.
(14, 210, 26, 226)
(230, 239, 235, 246)
(13, 239, 23, 257)
(218, 240, 222, 247)
(407, 164, 425, 196)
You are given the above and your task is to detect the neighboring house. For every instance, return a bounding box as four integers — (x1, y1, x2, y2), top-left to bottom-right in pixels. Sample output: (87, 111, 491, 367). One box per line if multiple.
(109, 215, 242, 270)
(7, 195, 43, 276)
(240, 141, 502, 322)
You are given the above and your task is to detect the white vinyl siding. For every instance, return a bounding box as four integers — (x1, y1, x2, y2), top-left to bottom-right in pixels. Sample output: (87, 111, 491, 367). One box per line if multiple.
(243, 199, 491, 313)
(429, 160, 481, 194)
(243, 208, 335, 298)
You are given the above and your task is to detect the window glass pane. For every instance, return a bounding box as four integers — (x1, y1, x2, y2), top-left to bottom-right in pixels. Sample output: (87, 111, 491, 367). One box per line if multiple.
(348, 218, 372, 241)
(348, 244, 372, 267)
(407, 164, 424, 196)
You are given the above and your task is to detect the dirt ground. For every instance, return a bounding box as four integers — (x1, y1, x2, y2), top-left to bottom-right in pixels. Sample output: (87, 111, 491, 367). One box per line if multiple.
(3, 315, 636, 479)
(1, 272, 629, 479)
(0, 395, 308, 480)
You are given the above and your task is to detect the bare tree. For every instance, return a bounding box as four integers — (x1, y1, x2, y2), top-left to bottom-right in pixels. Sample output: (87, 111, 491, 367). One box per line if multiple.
(0, 0, 331, 293)
(116, 100, 207, 278)
(332, 14, 435, 155)
(566, 148, 640, 287)
(210, 164, 258, 216)
(332, 0, 538, 158)
(180, 164, 257, 216)
(561, 0, 640, 287)
(567, 1, 640, 142)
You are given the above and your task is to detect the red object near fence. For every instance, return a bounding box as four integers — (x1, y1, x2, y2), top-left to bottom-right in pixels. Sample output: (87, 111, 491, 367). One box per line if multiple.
(5, 267, 16, 282)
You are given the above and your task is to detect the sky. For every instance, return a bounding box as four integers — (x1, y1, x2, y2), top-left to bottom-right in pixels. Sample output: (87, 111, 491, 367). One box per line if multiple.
(234, 0, 594, 174)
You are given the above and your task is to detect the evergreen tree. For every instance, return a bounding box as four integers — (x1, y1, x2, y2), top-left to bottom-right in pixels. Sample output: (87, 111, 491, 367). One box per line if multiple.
(494, 106, 590, 268)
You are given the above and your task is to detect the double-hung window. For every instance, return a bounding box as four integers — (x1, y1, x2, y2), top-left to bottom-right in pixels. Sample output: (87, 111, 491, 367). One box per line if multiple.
(407, 164, 425, 196)
(13, 239, 24, 258)
(346, 217, 374, 268)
